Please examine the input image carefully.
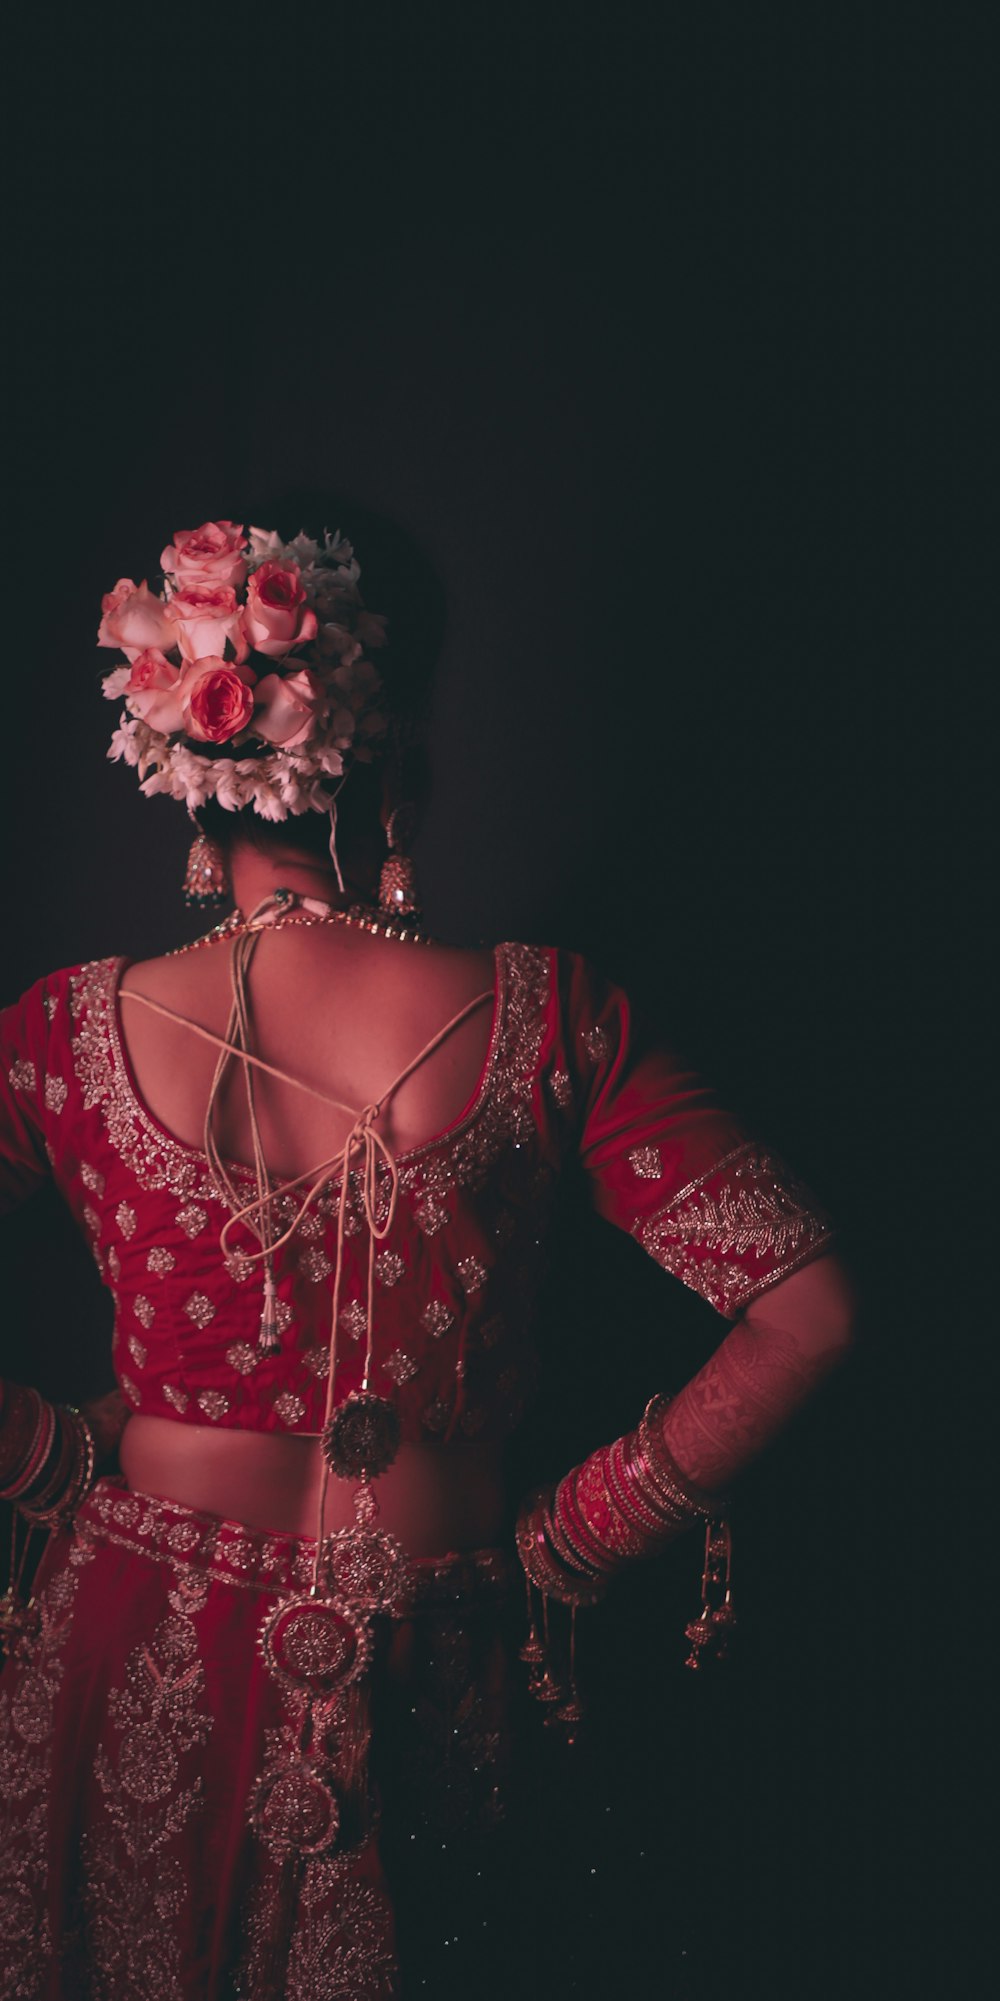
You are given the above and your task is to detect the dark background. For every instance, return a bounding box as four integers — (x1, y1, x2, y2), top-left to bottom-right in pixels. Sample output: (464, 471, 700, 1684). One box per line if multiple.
(2, 8, 992, 1996)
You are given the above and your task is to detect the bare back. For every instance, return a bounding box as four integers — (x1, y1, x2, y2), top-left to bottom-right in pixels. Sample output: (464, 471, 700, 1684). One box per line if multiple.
(116, 925, 505, 1546)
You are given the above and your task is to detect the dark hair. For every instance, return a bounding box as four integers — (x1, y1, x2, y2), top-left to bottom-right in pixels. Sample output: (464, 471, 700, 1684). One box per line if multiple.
(196, 491, 443, 868)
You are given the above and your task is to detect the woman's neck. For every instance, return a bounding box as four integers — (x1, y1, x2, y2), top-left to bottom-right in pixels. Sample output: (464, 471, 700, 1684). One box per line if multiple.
(228, 846, 376, 917)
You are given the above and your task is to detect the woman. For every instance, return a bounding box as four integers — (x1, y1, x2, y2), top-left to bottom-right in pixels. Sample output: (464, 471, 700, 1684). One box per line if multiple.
(0, 516, 855, 1999)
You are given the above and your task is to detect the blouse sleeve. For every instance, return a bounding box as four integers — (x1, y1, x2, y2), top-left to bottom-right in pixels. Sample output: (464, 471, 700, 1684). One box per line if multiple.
(0, 976, 56, 1213)
(554, 951, 835, 1320)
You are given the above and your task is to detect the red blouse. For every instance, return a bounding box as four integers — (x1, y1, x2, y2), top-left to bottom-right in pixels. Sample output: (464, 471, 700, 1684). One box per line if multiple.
(0, 945, 834, 1442)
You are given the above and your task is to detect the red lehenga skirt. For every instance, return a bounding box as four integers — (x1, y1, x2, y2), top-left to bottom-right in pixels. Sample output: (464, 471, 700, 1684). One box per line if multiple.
(0, 1478, 515, 2001)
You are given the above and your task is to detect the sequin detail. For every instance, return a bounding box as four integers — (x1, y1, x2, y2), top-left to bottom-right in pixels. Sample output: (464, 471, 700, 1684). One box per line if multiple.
(628, 1144, 662, 1179)
(383, 1349, 418, 1386)
(300, 1246, 333, 1284)
(134, 1295, 155, 1330)
(421, 1301, 454, 1339)
(44, 1075, 68, 1114)
(83, 1203, 101, 1236)
(226, 1342, 260, 1376)
(81, 1576, 212, 1992)
(0, 1530, 91, 1996)
(107, 1245, 121, 1282)
(116, 1201, 137, 1239)
(272, 1391, 306, 1425)
(302, 1346, 331, 1378)
(457, 1255, 488, 1294)
(184, 1292, 216, 1329)
(176, 1203, 208, 1238)
(8, 1057, 36, 1092)
(163, 1384, 189, 1414)
(548, 1066, 573, 1108)
(583, 1024, 610, 1062)
(339, 1301, 367, 1342)
(81, 1161, 106, 1196)
(374, 1251, 404, 1287)
(197, 1390, 229, 1421)
(636, 1142, 834, 1316)
(128, 1334, 148, 1368)
(147, 1246, 176, 1275)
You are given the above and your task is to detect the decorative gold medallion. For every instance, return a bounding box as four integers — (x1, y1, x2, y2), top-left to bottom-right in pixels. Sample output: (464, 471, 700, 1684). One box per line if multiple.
(248, 1760, 341, 1858)
(318, 1526, 417, 1616)
(258, 1593, 373, 1697)
(321, 1391, 401, 1480)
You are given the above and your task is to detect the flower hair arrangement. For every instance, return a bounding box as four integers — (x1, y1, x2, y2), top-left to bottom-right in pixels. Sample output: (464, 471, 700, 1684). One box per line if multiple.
(99, 519, 389, 820)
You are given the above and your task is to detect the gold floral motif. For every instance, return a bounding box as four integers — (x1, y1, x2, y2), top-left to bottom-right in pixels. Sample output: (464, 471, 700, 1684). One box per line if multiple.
(273, 1391, 306, 1425)
(300, 1245, 334, 1284)
(383, 1349, 418, 1386)
(339, 1300, 367, 1341)
(421, 1300, 454, 1339)
(175, 1203, 208, 1238)
(43, 1074, 68, 1114)
(196, 1390, 229, 1422)
(635, 1142, 834, 1316)
(226, 1341, 260, 1376)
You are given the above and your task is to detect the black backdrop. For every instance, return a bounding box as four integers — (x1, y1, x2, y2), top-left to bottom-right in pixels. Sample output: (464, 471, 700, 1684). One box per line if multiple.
(2, 9, 991, 1997)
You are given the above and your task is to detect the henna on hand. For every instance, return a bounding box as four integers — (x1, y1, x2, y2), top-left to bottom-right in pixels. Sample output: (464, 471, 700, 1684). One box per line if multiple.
(659, 1252, 856, 1492)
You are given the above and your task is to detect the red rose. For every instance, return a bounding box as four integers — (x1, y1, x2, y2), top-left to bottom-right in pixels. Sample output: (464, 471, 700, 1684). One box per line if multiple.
(179, 658, 256, 744)
(243, 561, 318, 658)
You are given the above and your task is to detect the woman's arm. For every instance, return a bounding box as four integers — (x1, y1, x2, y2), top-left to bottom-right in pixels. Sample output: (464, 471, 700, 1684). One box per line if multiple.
(657, 1250, 858, 1493)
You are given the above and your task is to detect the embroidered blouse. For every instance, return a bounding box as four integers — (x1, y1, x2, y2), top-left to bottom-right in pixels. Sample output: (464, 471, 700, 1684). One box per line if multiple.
(0, 945, 835, 1442)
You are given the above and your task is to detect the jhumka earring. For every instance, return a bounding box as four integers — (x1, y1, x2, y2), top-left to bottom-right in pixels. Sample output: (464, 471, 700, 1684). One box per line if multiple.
(377, 806, 422, 924)
(183, 822, 229, 908)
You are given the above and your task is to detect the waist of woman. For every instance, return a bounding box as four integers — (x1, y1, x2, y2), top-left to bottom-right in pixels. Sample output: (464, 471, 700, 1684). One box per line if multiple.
(118, 1413, 508, 1552)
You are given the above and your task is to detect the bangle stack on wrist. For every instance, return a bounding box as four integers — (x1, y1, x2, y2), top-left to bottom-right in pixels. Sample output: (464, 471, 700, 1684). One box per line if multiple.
(515, 1394, 737, 1737)
(0, 1385, 98, 1527)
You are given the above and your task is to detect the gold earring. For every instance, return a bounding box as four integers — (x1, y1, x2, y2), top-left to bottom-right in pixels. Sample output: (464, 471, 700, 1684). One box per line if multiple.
(183, 829, 229, 908)
(377, 806, 421, 921)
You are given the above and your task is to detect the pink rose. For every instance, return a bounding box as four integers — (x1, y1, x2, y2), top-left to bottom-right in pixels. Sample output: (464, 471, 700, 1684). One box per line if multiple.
(161, 520, 248, 587)
(253, 668, 325, 748)
(123, 649, 186, 735)
(169, 582, 249, 664)
(98, 579, 179, 661)
(243, 561, 318, 658)
(179, 657, 256, 743)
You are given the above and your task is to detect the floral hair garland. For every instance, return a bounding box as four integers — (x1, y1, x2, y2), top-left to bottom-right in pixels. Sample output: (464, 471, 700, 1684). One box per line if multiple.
(99, 519, 388, 820)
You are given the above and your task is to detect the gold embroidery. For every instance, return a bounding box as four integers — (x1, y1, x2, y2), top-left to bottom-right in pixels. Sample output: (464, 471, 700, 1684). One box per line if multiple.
(7, 1058, 36, 1092)
(383, 1349, 418, 1386)
(226, 1341, 260, 1375)
(339, 1301, 368, 1341)
(196, 1391, 229, 1421)
(300, 1245, 334, 1284)
(0, 1533, 92, 1996)
(456, 1255, 488, 1294)
(421, 1301, 453, 1339)
(116, 1200, 137, 1238)
(628, 1143, 662, 1179)
(81, 1161, 106, 1195)
(636, 1142, 834, 1316)
(43, 1074, 68, 1114)
(583, 1023, 610, 1062)
(147, 1246, 176, 1275)
(183, 1291, 215, 1329)
(273, 1391, 306, 1425)
(374, 1250, 404, 1287)
(134, 1295, 156, 1329)
(175, 1202, 208, 1238)
(81, 1583, 212, 1998)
